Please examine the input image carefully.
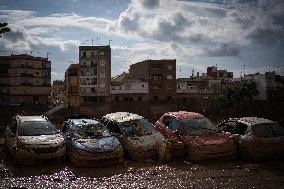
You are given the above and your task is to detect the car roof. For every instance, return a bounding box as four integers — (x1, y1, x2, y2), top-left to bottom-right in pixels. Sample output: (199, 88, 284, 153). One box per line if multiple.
(68, 118, 100, 125)
(237, 117, 276, 126)
(103, 112, 143, 123)
(165, 111, 205, 120)
(17, 115, 48, 122)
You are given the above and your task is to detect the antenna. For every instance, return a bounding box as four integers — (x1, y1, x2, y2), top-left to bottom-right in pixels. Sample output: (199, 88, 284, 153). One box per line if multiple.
(96, 37, 99, 46)
(47, 52, 51, 59)
(109, 40, 112, 46)
(92, 37, 94, 46)
(243, 65, 246, 77)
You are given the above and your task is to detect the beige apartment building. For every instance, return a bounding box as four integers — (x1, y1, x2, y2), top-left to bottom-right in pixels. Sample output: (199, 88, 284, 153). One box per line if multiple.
(79, 46, 111, 106)
(0, 54, 51, 105)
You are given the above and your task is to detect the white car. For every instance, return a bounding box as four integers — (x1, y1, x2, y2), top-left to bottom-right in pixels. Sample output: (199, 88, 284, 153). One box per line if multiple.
(5, 115, 66, 164)
(218, 117, 284, 161)
(101, 112, 166, 160)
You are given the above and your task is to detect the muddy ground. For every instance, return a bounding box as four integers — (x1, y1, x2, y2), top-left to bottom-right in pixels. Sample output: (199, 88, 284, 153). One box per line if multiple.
(0, 146, 283, 189)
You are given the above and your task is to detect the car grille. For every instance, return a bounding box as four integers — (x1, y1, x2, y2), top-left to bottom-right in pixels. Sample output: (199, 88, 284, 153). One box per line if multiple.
(32, 146, 60, 154)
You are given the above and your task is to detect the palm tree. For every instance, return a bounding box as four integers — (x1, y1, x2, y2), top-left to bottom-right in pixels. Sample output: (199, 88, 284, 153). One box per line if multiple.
(0, 23, 11, 38)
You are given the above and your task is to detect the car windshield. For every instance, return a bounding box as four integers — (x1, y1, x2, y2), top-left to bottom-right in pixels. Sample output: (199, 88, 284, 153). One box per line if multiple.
(74, 123, 110, 138)
(18, 121, 59, 136)
(120, 119, 155, 136)
(183, 118, 218, 135)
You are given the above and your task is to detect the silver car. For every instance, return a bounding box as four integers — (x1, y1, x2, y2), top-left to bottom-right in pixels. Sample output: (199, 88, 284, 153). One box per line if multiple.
(101, 112, 166, 160)
(218, 117, 284, 161)
(5, 115, 66, 164)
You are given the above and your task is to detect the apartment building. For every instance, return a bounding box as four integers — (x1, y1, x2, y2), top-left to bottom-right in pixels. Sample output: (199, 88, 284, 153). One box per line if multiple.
(65, 64, 80, 107)
(207, 66, 233, 80)
(0, 54, 51, 105)
(128, 59, 176, 103)
(79, 46, 111, 105)
(51, 80, 65, 105)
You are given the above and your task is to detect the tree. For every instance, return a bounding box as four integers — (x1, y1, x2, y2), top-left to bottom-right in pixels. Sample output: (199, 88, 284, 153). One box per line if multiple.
(0, 23, 11, 38)
(210, 79, 259, 117)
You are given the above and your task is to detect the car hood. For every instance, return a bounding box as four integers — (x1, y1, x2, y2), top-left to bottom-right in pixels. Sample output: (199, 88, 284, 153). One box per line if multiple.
(183, 132, 231, 146)
(73, 136, 121, 153)
(126, 132, 165, 150)
(18, 134, 65, 147)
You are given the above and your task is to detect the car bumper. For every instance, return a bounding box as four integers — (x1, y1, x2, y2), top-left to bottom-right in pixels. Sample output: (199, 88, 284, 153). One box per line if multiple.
(69, 149, 124, 167)
(186, 145, 236, 161)
(14, 146, 66, 164)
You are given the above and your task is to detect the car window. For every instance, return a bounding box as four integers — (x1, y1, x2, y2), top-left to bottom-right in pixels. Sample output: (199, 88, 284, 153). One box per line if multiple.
(252, 124, 274, 138)
(18, 121, 59, 136)
(163, 116, 180, 131)
(169, 118, 180, 131)
(107, 121, 122, 134)
(183, 118, 218, 135)
(270, 123, 284, 137)
(222, 121, 248, 135)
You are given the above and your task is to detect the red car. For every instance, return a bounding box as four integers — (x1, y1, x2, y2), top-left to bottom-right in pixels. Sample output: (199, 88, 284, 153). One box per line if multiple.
(155, 111, 236, 161)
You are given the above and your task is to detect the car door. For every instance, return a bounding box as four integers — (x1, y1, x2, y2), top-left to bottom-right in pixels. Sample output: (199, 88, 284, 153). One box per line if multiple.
(241, 124, 279, 160)
(6, 117, 18, 153)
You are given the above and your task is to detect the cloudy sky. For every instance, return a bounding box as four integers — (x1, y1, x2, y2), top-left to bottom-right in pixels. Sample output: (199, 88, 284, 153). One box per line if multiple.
(0, 0, 283, 81)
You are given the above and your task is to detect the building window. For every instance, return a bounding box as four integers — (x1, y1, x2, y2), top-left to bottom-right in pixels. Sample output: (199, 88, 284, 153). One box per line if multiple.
(166, 75, 172, 80)
(124, 97, 128, 101)
(91, 61, 96, 67)
(167, 65, 172, 70)
(152, 74, 162, 80)
(182, 97, 187, 102)
(152, 85, 161, 90)
(114, 96, 119, 101)
(82, 52, 86, 58)
(166, 86, 172, 90)
(36, 72, 39, 75)
(100, 51, 105, 55)
(91, 52, 95, 57)
(151, 64, 162, 70)
(167, 96, 172, 101)
(137, 97, 143, 101)
(153, 96, 159, 100)
(142, 84, 144, 88)
(100, 60, 105, 66)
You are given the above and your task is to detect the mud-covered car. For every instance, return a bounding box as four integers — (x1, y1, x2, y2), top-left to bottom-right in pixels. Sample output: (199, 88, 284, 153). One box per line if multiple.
(101, 112, 166, 160)
(155, 111, 236, 161)
(62, 118, 124, 166)
(218, 117, 284, 161)
(5, 115, 66, 165)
